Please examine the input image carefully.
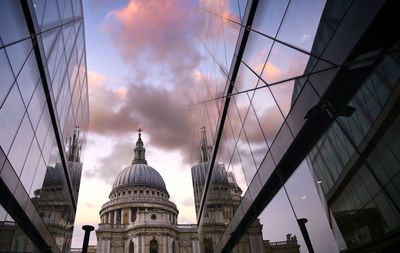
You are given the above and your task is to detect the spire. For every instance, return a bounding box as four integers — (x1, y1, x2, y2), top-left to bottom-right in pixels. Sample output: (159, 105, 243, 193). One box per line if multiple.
(132, 128, 147, 165)
(200, 126, 210, 162)
(68, 125, 81, 162)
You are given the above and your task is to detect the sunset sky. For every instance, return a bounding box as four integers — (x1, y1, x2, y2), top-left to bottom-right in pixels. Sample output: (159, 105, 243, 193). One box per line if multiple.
(71, 0, 202, 247)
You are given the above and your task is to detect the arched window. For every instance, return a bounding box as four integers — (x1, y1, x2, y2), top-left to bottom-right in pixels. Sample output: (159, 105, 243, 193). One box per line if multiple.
(150, 239, 158, 253)
(129, 241, 134, 253)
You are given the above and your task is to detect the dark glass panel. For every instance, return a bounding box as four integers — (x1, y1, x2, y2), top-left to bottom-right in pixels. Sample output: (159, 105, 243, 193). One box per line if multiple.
(331, 166, 400, 250)
(238, 0, 247, 23)
(276, 0, 326, 52)
(269, 80, 294, 118)
(237, 129, 256, 184)
(63, 22, 76, 62)
(0, 0, 30, 45)
(72, 0, 83, 17)
(27, 79, 46, 130)
(41, 26, 60, 59)
(234, 62, 258, 94)
(29, 156, 46, 197)
(0, 160, 19, 195)
(229, 147, 248, 194)
(42, 129, 55, 165)
(33, 0, 46, 27)
(226, 0, 241, 23)
(51, 54, 67, 100)
(36, 106, 51, 149)
(0, 85, 26, 154)
(41, 0, 61, 29)
(4, 39, 32, 77)
(0, 205, 40, 252)
(260, 41, 313, 85)
(286, 79, 320, 137)
(252, 0, 289, 38)
(258, 151, 275, 185)
(251, 86, 285, 147)
(270, 122, 293, 165)
(61, 0, 74, 20)
(16, 50, 40, 105)
(0, 49, 15, 106)
(242, 104, 268, 169)
(285, 160, 342, 252)
(258, 187, 307, 253)
(242, 31, 274, 77)
(20, 138, 41, 192)
(8, 114, 34, 176)
(222, 20, 240, 69)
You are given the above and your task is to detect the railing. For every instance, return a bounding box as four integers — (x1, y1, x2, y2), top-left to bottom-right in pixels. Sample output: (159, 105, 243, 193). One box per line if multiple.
(101, 197, 177, 210)
(177, 224, 197, 230)
(98, 223, 197, 231)
(265, 240, 299, 247)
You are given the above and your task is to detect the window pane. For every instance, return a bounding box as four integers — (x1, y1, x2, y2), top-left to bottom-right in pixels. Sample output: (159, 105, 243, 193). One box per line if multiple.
(0, 0, 30, 45)
(0, 49, 15, 106)
(8, 114, 34, 176)
(16, 51, 40, 105)
(0, 85, 26, 153)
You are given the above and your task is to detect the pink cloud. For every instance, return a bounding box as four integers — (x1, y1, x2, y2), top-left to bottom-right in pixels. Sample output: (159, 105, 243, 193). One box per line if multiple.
(257, 62, 281, 79)
(102, 0, 200, 73)
(87, 0, 203, 162)
(88, 70, 105, 88)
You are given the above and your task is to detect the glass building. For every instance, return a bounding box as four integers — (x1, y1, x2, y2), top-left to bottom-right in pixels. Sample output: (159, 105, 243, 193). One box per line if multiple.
(191, 0, 400, 252)
(0, 0, 89, 252)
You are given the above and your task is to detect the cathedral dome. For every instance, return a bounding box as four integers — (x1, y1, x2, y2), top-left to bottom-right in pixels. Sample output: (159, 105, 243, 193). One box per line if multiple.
(112, 163, 166, 191)
(111, 129, 167, 193)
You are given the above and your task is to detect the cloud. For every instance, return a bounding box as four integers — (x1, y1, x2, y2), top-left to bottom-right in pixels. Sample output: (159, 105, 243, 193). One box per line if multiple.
(102, 0, 200, 73)
(257, 62, 281, 80)
(182, 196, 194, 206)
(85, 137, 133, 184)
(300, 34, 311, 42)
(85, 202, 95, 208)
(87, 71, 105, 88)
(86, 0, 206, 165)
(178, 216, 195, 224)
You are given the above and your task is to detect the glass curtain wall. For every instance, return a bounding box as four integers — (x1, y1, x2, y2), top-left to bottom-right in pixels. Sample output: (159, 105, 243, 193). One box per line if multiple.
(191, 0, 400, 252)
(0, 0, 89, 252)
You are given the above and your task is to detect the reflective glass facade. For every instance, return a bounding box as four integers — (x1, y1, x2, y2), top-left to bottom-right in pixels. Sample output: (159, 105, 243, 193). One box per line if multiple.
(0, 0, 88, 252)
(191, 0, 400, 252)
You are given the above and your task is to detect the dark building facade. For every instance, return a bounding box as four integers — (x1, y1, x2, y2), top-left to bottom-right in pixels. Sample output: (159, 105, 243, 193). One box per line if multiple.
(0, 0, 88, 252)
(192, 0, 400, 252)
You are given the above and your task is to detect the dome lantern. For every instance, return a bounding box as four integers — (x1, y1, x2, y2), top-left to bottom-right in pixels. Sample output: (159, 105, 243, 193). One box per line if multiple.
(132, 128, 147, 165)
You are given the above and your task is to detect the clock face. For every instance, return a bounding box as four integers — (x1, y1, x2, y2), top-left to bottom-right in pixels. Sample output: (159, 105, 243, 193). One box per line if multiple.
(151, 214, 157, 220)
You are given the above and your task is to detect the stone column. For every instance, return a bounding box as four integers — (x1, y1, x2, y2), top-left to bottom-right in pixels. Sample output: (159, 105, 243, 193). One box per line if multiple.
(120, 209, 123, 224)
(163, 237, 167, 253)
(141, 236, 145, 253)
(168, 237, 172, 253)
(108, 212, 111, 223)
(114, 210, 117, 224)
(192, 240, 196, 253)
(106, 239, 110, 253)
(129, 208, 132, 224)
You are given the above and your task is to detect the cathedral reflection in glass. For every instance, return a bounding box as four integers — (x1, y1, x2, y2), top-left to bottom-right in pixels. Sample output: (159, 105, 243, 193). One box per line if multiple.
(191, 0, 400, 252)
(0, 0, 89, 252)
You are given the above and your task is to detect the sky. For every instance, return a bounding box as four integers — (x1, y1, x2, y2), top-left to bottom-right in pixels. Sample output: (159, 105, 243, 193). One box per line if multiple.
(71, 0, 202, 247)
